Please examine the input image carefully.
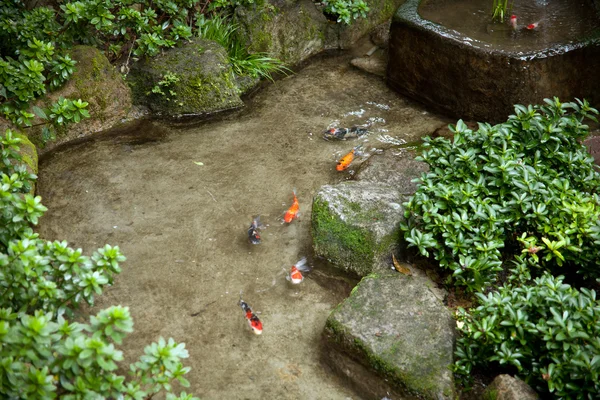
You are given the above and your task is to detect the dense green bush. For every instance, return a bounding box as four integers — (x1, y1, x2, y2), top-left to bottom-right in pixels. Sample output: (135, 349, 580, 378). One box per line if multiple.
(0, 129, 197, 399)
(454, 257, 600, 398)
(321, 0, 369, 24)
(402, 98, 600, 291)
(196, 15, 289, 81)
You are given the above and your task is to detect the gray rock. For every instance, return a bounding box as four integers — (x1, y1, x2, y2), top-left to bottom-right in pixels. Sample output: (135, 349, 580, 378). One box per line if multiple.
(355, 148, 428, 193)
(128, 38, 243, 117)
(323, 272, 456, 399)
(350, 54, 387, 77)
(235, 0, 329, 67)
(485, 374, 539, 400)
(311, 181, 408, 276)
(330, 0, 406, 49)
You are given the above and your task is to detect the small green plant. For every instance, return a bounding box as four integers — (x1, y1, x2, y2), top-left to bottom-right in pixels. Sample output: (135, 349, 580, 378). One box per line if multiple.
(402, 98, 600, 291)
(0, 129, 197, 399)
(321, 0, 370, 24)
(454, 259, 600, 398)
(148, 71, 180, 101)
(197, 15, 289, 81)
(491, 0, 513, 23)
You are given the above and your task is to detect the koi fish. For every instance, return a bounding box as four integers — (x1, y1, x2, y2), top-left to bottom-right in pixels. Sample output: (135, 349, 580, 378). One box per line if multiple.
(509, 15, 517, 30)
(336, 145, 363, 171)
(239, 297, 263, 335)
(323, 126, 368, 141)
(247, 215, 262, 245)
(283, 189, 299, 223)
(527, 21, 539, 30)
(286, 257, 311, 284)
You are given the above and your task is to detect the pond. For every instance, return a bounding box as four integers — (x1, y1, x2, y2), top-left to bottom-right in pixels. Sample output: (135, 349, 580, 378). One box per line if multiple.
(36, 51, 447, 399)
(419, 0, 600, 52)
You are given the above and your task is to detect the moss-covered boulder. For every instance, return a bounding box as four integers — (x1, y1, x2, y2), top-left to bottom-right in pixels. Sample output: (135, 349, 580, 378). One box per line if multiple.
(355, 148, 427, 192)
(128, 38, 243, 117)
(234, 0, 329, 66)
(323, 272, 456, 399)
(0, 121, 38, 194)
(332, 0, 407, 49)
(30, 45, 132, 154)
(312, 181, 408, 276)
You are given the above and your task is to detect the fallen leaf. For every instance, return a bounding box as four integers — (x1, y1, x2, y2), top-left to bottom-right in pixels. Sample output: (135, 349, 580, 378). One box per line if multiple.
(392, 254, 412, 275)
(193, 161, 204, 166)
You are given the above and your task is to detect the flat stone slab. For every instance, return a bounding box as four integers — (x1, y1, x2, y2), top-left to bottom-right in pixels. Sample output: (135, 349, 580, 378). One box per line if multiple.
(311, 181, 408, 276)
(355, 148, 427, 193)
(323, 272, 456, 399)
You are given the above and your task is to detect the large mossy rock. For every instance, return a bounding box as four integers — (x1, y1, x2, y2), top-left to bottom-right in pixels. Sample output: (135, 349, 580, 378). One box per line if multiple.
(128, 38, 243, 117)
(234, 0, 329, 66)
(323, 272, 456, 399)
(312, 181, 408, 276)
(29, 46, 132, 154)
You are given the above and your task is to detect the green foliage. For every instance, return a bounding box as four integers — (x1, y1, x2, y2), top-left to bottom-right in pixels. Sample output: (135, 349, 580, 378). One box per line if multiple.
(207, 0, 255, 12)
(321, 0, 370, 25)
(197, 15, 289, 81)
(454, 260, 600, 398)
(0, 129, 197, 398)
(491, 0, 512, 23)
(148, 71, 180, 101)
(402, 98, 600, 291)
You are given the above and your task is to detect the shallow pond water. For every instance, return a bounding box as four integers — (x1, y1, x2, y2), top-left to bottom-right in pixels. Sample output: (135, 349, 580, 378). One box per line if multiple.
(36, 51, 448, 399)
(419, 0, 600, 52)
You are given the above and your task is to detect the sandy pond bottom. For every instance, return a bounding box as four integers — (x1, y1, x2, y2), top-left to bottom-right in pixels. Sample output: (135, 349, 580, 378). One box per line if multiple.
(36, 52, 448, 399)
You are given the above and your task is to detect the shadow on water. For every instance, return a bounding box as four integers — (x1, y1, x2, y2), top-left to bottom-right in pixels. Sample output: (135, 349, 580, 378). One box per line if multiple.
(36, 51, 448, 399)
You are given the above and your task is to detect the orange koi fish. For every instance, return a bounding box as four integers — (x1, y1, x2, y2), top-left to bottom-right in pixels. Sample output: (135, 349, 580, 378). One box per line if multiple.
(239, 297, 263, 335)
(286, 257, 311, 285)
(336, 145, 363, 171)
(283, 189, 299, 223)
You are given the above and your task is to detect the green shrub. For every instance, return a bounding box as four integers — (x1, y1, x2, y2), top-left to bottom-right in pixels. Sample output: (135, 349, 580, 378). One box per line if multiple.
(454, 258, 600, 398)
(402, 98, 600, 291)
(0, 129, 197, 399)
(197, 15, 289, 81)
(321, 0, 370, 24)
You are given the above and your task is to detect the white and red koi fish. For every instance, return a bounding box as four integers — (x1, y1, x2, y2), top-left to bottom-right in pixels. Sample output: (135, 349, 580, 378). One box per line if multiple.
(509, 14, 517, 30)
(247, 215, 262, 245)
(286, 257, 312, 285)
(239, 297, 263, 335)
(527, 21, 540, 30)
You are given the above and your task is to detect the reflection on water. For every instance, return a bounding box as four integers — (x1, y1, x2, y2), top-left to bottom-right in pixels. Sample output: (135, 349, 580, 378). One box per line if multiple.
(419, 0, 600, 52)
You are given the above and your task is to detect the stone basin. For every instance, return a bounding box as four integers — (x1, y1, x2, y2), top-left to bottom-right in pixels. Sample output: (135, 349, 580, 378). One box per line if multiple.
(387, 0, 600, 123)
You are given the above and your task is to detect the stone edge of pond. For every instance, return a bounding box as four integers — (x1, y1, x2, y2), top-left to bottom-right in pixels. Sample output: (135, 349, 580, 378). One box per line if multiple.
(387, 0, 600, 123)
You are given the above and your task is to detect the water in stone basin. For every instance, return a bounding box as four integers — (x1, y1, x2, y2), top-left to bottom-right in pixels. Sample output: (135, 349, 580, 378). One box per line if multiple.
(36, 52, 448, 399)
(419, 0, 600, 52)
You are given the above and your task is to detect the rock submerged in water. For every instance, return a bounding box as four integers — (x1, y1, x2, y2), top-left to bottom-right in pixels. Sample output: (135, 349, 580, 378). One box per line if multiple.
(323, 271, 456, 399)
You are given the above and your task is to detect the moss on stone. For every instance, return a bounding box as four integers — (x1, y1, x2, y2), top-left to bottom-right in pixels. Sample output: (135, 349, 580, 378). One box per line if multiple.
(13, 132, 38, 176)
(127, 38, 243, 116)
(312, 196, 375, 275)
